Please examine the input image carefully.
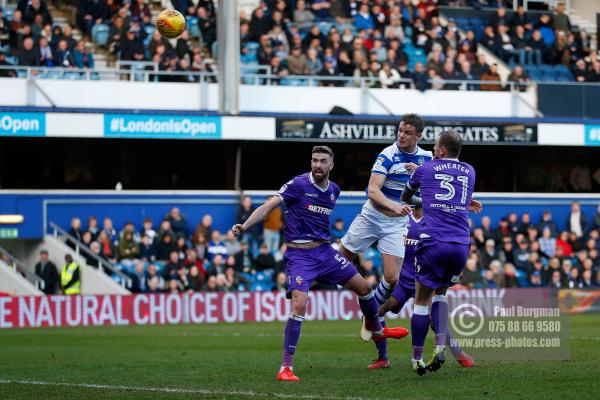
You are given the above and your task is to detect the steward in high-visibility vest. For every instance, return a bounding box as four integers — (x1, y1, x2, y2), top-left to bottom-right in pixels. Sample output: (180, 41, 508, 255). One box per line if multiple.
(61, 254, 81, 295)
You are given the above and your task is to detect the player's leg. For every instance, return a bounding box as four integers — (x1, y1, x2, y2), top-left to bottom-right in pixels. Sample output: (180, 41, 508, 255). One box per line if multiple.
(426, 286, 449, 372)
(379, 282, 414, 317)
(279, 289, 307, 381)
(339, 212, 378, 262)
(344, 273, 409, 340)
(411, 280, 434, 375)
(278, 247, 318, 381)
(367, 231, 405, 362)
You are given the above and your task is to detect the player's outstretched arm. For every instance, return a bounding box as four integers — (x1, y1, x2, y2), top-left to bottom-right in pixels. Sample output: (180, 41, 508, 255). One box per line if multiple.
(368, 174, 412, 217)
(400, 186, 422, 208)
(232, 196, 282, 236)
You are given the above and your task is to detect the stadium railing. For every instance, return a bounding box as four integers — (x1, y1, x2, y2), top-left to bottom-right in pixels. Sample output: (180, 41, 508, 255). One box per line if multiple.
(0, 64, 527, 90)
(49, 222, 133, 290)
(0, 243, 45, 291)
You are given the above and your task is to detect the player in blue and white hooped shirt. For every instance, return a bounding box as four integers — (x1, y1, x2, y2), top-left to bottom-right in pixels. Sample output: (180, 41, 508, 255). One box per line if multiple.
(337, 113, 432, 369)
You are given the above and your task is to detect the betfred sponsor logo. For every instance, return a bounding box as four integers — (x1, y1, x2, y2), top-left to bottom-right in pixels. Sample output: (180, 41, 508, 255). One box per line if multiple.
(307, 204, 333, 215)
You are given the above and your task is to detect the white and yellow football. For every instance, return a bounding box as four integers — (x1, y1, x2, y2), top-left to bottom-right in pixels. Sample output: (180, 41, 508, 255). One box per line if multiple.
(156, 9, 186, 39)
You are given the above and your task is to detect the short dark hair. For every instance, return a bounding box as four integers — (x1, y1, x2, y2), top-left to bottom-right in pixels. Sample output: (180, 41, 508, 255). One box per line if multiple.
(401, 113, 425, 133)
(312, 145, 334, 159)
(438, 130, 463, 158)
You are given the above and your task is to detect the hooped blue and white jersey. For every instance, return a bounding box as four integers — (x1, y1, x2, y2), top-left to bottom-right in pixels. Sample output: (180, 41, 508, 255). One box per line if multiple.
(369, 143, 432, 202)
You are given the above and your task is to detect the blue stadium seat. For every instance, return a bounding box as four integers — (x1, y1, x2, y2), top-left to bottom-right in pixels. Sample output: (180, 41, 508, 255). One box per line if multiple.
(17, 70, 27, 78)
(249, 271, 273, 291)
(455, 17, 469, 28)
(318, 21, 333, 35)
(92, 24, 110, 47)
(186, 17, 201, 39)
(5, 55, 17, 65)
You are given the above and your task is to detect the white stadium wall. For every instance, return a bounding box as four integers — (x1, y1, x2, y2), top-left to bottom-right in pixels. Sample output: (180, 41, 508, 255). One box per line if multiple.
(0, 78, 537, 118)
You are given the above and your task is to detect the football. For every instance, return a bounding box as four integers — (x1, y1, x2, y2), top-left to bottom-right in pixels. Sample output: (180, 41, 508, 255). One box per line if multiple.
(156, 9, 186, 39)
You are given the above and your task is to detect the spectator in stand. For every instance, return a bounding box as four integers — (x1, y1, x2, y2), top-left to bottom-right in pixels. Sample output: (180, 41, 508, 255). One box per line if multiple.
(120, 28, 143, 61)
(34, 250, 58, 295)
(21, 0, 52, 25)
(194, 214, 212, 244)
(441, 60, 459, 90)
(207, 253, 226, 277)
(103, 217, 118, 245)
(553, 3, 571, 33)
(255, 243, 276, 272)
(286, 45, 309, 75)
(132, 0, 152, 20)
(507, 65, 530, 92)
(207, 230, 228, 261)
(188, 264, 206, 292)
(263, 196, 283, 253)
(38, 36, 54, 67)
(139, 234, 155, 261)
(118, 231, 140, 261)
(537, 210, 558, 237)
(294, 0, 315, 32)
(588, 60, 600, 82)
(175, 235, 187, 261)
(155, 232, 176, 262)
(556, 231, 573, 257)
(513, 240, 532, 274)
(457, 60, 477, 90)
(270, 56, 289, 82)
(539, 228, 556, 258)
(0, 52, 16, 77)
(480, 25, 501, 56)
(234, 241, 254, 273)
(162, 250, 182, 280)
(567, 202, 588, 238)
(354, 4, 374, 32)
(130, 261, 147, 293)
(572, 58, 587, 82)
(81, 0, 110, 37)
(306, 47, 323, 75)
(72, 40, 94, 69)
(167, 207, 188, 236)
(146, 264, 164, 292)
(18, 37, 39, 67)
(54, 39, 75, 67)
(527, 30, 547, 66)
(502, 263, 518, 288)
(461, 258, 484, 288)
(224, 230, 241, 256)
(480, 63, 501, 91)
(412, 61, 428, 91)
(196, 6, 216, 51)
(237, 196, 260, 255)
(379, 61, 400, 88)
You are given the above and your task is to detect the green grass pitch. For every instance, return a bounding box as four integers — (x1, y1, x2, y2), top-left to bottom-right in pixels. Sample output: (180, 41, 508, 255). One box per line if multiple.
(1, 315, 599, 399)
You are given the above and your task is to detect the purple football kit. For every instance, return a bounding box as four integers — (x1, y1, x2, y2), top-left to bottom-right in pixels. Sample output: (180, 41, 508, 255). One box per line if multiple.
(407, 159, 476, 289)
(391, 214, 422, 307)
(277, 172, 357, 297)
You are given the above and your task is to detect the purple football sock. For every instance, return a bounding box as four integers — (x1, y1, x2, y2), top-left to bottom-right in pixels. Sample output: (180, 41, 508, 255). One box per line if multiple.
(411, 304, 430, 360)
(431, 295, 448, 347)
(359, 293, 382, 332)
(446, 330, 461, 355)
(282, 314, 304, 367)
(375, 318, 388, 360)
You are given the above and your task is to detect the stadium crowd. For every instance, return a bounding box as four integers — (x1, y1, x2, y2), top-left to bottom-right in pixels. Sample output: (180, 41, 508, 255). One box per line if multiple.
(1, 1, 598, 86)
(30, 197, 600, 295)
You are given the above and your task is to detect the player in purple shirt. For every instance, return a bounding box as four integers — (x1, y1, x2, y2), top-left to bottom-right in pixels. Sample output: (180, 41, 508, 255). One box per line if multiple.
(378, 205, 475, 368)
(232, 146, 409, 382)
(401, 131, 482, 375)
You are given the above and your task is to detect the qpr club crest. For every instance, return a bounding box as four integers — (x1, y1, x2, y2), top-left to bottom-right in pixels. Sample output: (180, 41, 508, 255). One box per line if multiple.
(330, 193, 335, 202)
(417, 157, 425, 165)
(296, 276, 304, 285)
